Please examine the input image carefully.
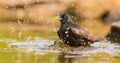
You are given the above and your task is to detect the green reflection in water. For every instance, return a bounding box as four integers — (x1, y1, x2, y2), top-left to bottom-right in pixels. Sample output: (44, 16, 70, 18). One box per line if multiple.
(0, 19, 119, 63)
(0, 41, 120, 63)
(0, 30, 58, 41)
(0, 47, 60, 63)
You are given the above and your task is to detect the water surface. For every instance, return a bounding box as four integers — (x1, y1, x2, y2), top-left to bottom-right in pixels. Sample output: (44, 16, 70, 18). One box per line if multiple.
(0, 20, 120, 63)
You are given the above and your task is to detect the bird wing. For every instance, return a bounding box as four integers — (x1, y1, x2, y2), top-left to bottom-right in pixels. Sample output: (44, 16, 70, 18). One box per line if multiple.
(70, 27, 104, 42)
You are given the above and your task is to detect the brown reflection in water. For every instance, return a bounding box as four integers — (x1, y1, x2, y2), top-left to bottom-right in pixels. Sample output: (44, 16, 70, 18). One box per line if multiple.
(0, 47, 119, 63)
(57, 52, 117, 63)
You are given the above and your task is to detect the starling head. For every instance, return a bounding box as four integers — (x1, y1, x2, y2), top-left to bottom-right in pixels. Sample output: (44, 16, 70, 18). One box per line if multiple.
(58, 13, 73, 24)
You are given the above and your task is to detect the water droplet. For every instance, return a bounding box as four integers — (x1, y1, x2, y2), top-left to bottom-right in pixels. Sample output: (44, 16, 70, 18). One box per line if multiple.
(9, 26, 16, 32)
(5, 6, 9, 9)
(53, 28, 57, 32)
(72, 3, 75, 6)
(18, 32, 22, 38)
(25, 36, 32, 41)
(17, 20, 22, 24)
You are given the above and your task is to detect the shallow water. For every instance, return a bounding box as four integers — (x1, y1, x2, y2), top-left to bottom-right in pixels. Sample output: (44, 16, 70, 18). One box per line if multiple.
(0, 37, 120, 63)
(0, 19, 120, 63)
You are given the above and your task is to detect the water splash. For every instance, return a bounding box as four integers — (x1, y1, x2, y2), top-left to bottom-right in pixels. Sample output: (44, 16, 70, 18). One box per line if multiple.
(11, 37, 54, 49)
(17, 19, 22, 24)
(10, 37, 120, 56)
(69, 41, 120, 56)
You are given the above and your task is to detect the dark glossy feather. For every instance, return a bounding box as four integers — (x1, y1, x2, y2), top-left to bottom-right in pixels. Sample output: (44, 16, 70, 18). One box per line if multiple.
(57, 13, 103, 46)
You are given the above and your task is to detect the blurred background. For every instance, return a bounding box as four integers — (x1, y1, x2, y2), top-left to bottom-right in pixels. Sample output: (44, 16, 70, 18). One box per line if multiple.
(0, 1, 120, 63)
(0, 0, 120, 40)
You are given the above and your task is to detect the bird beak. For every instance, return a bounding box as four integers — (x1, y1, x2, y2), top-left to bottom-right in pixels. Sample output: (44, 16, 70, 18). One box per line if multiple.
(53, 16, 59, 20)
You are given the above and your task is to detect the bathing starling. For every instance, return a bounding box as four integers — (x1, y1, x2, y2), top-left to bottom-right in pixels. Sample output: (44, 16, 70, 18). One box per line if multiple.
(57, 13, 104, 46)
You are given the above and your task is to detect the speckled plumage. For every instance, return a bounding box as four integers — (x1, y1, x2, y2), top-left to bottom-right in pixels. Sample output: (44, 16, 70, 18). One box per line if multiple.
(57, 13, 103, 46)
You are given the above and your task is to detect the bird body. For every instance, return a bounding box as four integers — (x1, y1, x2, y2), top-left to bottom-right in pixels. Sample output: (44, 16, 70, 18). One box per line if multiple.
(57, 13, 103, 46)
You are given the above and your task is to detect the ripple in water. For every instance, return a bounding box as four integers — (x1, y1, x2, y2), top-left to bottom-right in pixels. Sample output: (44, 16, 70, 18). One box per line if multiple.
(10, 37, 120, 56)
